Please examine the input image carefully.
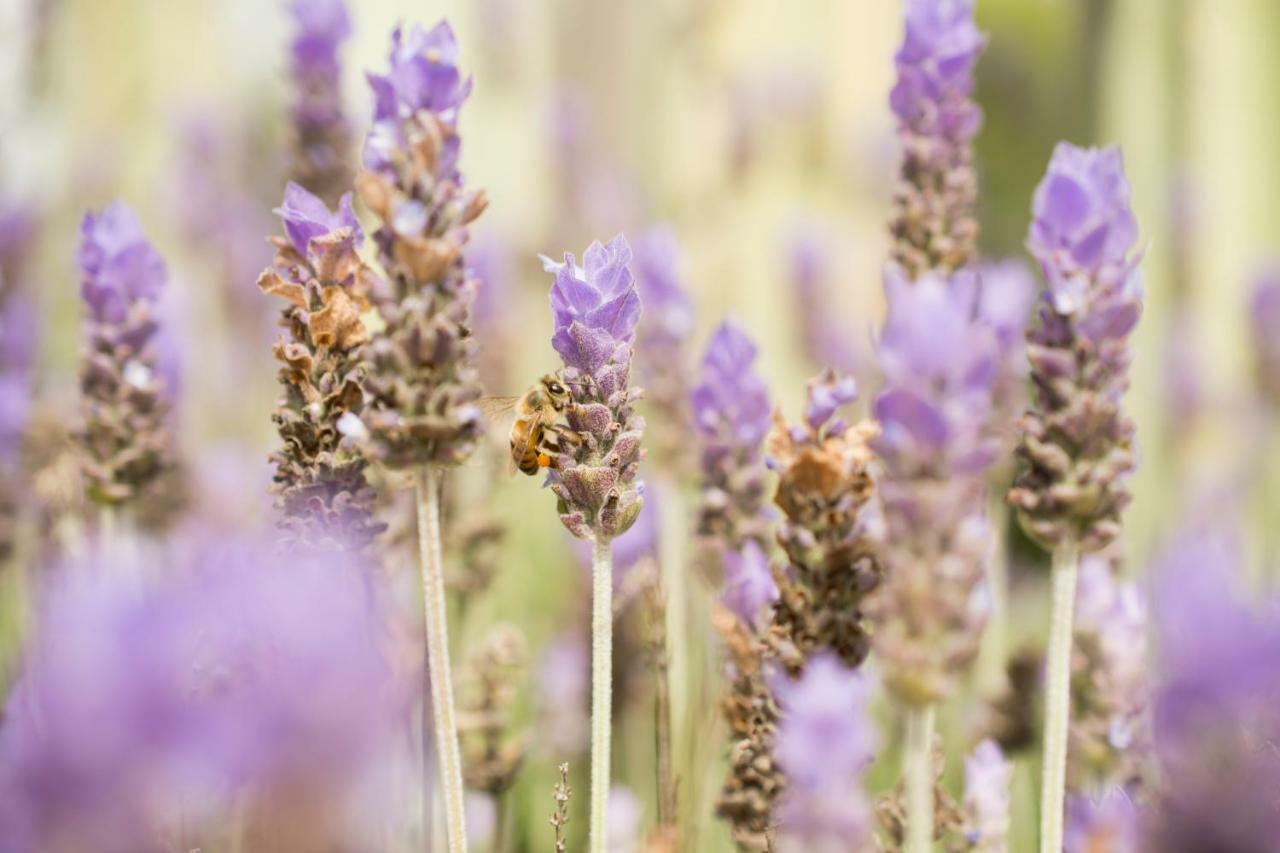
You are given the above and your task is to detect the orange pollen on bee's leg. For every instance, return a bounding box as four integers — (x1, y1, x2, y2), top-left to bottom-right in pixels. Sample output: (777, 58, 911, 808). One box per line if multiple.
(538, 452, 559, 470)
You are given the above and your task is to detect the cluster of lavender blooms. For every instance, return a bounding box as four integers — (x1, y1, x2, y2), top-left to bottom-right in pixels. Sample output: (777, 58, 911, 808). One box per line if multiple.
(1068, 555, 1150, 792)
(692, 322, 774, 556)
(0, 535, 406, 851)
(772, 653, 875, 852)
(633, 226, 696, 472)
(1009, 144, 1143, 552)
(888, 0, 987, 277)
(1249, 265, 1280, 408)
(766, 370, 880, 672)
(355, 21, 489, 469)
(543, 235, 645, 542)
(259, 183, 383, 551)
(0, 205, 37, 560)
(286, 0, 353, 204)
(868, 265, 998, 705)
(76, 203, 177, 509)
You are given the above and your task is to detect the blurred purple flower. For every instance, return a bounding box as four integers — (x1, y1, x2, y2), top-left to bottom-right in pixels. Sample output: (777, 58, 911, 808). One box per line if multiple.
(889, 0, 986, 276)
(274, 180, 361, 256)
(720, 540, 777, 630)
(962, 739, 1012, 851)
(78, 202, 167, 325)
(890, 0, 985, 134)
(873, 265, 997, 478)
(869, 264, 997, 705)
(1070, 555, 1150, 790)
(1064, 789, 1140, 853)
(976, 260, 1037, 456)
(692, 321, 773, 554)
(0, 536, 405, 851)
(468, 229, 516, 389)
(537, 631, 589, 756)
(289, 0, 349, 71)
(1011, 144, 1142, 552)
(633, 226, 693, 350)
(773, 652, 875, 850)
(786, 225, 859, 375)
(1249, 264, 1280, 407)
(1143, 530, 1280, 851)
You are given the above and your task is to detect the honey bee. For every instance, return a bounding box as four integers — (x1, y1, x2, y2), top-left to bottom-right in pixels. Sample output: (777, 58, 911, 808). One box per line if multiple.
(477, 374, 573, 476)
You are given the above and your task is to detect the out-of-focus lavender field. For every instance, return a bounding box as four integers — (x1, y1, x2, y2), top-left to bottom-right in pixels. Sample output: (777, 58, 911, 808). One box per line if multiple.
(1, 1, 1280, 851)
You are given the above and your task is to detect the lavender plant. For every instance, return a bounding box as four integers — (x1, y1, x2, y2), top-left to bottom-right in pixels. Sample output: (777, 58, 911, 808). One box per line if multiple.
(353, 21, 487, 851)
(1008, 143, 1143, 852)
(888, 0, 986, 278)
(692, 321, 773, 558)
(867, 265, 998, 853)
(286, 0, 353, 205)
(76, 202, 176, 526)
(259, 183, 382, 551)
(766, 369, 880, 673)
(541, 234, 645, 852)
(961, 740, 1014, 852)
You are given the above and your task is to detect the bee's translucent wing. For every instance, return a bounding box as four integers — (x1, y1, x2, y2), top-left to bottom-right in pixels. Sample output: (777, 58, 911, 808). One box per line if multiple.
(475, 396, 520, 422)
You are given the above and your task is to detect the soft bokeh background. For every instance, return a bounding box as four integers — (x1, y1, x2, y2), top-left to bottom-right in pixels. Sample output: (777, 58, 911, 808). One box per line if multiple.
(3, 1, 1279, 850)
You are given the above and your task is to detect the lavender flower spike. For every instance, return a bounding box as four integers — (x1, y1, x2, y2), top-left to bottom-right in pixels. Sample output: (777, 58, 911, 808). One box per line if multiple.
(633, 225, 696, 471)
(962, 740, 1013, 852)
(867, 264, 997, 853)
(773, 653, 876, 852)
(542, 234, 645, 853)
(287, 0, 354, 204)
(354, 21, 486, 853)
(1009, 143, 1142, 552)
(889, 0, 987, 277)
(692, 321, 773, 555)
(544, 234, 646, 543)
(1009, 141, 1143, 853)
(76, 202, 176, 508)
(259, 182, 383, 551)
(767, 369, 880, 672)
(356, 20, 488, 470)
(868, 265, 998, 704)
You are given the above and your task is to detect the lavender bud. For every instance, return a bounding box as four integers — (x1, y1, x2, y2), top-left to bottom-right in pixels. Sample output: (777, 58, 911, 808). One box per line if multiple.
(889, 0, 987, 277)
(357, 21, 488, 470)
(260, 182, 384, 551)
(692, 321, 773, 554)
(720, 540, 778, 631)
(1009, 144, 1143, 553)
(544, 234, 645, 540)
(76, 202, 176, 507)
(767, 369, 880, 673)
(773, 653, 875, 851)
(286, 0, 354, 204)
(868, 265, 998, 706)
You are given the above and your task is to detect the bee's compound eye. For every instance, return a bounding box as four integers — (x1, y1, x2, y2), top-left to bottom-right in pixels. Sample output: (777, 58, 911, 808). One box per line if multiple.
(548, 382, 565, 395)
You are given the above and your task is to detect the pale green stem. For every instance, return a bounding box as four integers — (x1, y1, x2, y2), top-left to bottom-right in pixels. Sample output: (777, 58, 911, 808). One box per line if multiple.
(1039, 538, 1080, 853)
(415, 466, 468, 853)
(589, 535, 614, 853)
(904, 704, 935, 853)
(977, 494, 1011, 692)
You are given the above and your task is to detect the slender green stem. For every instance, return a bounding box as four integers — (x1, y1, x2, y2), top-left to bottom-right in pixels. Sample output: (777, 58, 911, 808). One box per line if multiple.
(904, 704, 935, 853)
(415, 466, 468, 853)
(648, 582, 677, 829)
(493, 790, 510, 853)
(589, 535, 614, 853)
(1039, 539, 1080, 853)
